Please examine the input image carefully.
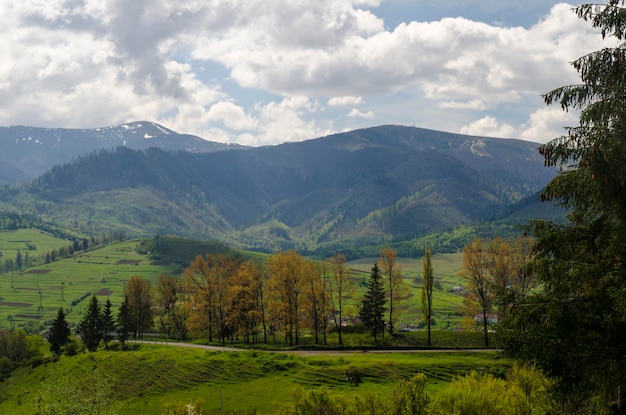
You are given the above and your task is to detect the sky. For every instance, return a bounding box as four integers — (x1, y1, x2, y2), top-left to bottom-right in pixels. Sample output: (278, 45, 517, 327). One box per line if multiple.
(0, 1, 611, 146)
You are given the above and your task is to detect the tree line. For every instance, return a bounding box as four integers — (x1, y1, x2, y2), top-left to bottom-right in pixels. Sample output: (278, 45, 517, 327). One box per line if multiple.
(44, 245, 467, 354)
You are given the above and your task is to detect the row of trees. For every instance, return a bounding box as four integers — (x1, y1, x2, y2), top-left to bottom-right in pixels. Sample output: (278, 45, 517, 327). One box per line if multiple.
(46, 246, 446, 352)
(181, 250, 363, 347)
(460, 236, 535, 347)
(0, 233, 126, 277)
(47, 275, 156, 354)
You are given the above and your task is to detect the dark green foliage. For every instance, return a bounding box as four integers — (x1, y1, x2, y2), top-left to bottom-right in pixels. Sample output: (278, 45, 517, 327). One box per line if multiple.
(137, 235, 238, 265)
(78, 294, 103, 352)
(102, 298, 115, 348)
(344, 366, 363, 386)
(359, 263, 386, 343)
(117, 296, 131, 346)
(421, 248, 434, 347)
(47, 307, 71, 355)
(497, 2, 626, 410)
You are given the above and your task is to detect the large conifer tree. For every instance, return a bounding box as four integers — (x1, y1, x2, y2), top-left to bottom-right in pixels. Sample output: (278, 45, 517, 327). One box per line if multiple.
(359, 263, 386, 343)
(78, 294, 103, 352)
(497, 1, 626, 410)
(47, 307, 71, 355)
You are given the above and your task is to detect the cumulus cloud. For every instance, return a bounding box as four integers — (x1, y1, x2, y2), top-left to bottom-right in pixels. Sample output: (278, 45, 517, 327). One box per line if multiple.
(461, 116, 515, 138)
(0, 1, 612, 145)
(328, 96, 363, 106)
(519, 107, 579, 143)
(348, 108, 375, 119)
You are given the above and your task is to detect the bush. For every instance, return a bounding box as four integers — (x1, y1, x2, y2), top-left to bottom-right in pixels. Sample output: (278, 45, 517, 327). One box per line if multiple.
(62, 337, 83, 356)
(0, 356, 15, 377)
(344, 366, 363, 386)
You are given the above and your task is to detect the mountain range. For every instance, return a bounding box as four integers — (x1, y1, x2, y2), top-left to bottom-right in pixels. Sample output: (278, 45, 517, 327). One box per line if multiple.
(0, 121, 244, 184)
(0, 122, 559, 254)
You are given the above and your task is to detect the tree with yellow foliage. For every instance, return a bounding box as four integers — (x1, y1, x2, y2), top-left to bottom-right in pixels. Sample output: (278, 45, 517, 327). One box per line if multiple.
(268, 250, 306, 346)
(379, 247, 407, 336)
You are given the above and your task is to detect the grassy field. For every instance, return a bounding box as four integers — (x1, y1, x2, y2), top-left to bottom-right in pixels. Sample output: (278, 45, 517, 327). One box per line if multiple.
(0, 236, 179, 329)
(0, 228, 71, 255)
(0, 344, 511, 415)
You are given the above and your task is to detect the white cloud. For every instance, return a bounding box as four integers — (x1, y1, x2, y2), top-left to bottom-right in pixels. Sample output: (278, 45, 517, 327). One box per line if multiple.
(348, 108, 375, 119)
(206, 101, 258, 131)
(519, 107, 579, 143)
(439, 100, 487, 110)
(460, 116, 515, 138)
(328, 96, 363, 106)
(253, 97, 332, 146)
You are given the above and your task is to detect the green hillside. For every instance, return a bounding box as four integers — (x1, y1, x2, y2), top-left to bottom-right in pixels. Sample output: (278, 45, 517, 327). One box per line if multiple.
(0, 234, 242, 331)
(0, 344, 510, 414)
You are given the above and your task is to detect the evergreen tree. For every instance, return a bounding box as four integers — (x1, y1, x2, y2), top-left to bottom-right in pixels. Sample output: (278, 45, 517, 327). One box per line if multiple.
(359, 263, 386, 343)
(421, 248, 434, 347)
(15, 250, 21, 271)
(117, 296, 131, 347)
(78, 294, 103, 352)
(102, 298, 115, 349)
(47, 307, 71, 355)
(497, 1, 626, 410)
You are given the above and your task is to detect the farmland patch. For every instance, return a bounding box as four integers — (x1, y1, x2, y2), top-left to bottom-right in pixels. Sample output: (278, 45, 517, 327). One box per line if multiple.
(0, 302, 32, 308)
(14, 314, 42, 319)
(95, 288, 114, 296)
(118, 259, 141, 265)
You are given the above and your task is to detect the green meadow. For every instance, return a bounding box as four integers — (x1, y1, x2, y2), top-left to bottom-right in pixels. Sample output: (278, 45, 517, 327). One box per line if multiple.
(0, 235, 179, 329)
(0, 344, 510, 415)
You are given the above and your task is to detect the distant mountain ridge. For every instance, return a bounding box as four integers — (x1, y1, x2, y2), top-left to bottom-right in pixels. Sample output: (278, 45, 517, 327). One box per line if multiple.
(0, 121, 246, 184)
(0, 124, 558, 253)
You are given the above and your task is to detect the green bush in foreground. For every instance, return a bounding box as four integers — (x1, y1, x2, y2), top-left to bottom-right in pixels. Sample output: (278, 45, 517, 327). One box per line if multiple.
(275, 365, 567, 415)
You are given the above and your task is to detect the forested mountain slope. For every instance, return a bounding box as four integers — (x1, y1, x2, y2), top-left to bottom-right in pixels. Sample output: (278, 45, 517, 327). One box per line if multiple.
(0, 125, 556, 252)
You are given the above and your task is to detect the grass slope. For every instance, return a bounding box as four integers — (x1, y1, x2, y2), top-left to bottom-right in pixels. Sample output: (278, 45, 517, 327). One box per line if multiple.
(0, 239, 181, 329)
(0, 344, 511, 414)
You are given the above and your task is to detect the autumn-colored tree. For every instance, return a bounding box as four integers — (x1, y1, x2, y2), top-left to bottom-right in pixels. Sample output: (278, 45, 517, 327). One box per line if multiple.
(486, 237, 515, 319)
(256, 264, 270, 343)
(213, 254, 240, 342)
(379, 247, 407, 336)
(268, 250, 306, 346)
(124, 275, 153, 339)
(421, 248, 434, 347)
(155, 274, 179, 338)
(327, 252, 354, 345)
(182, 255, 216, 341)
(461, 238, 492, 347)
(226, 260, 262, 343)
(302, 259, 328, 345)
(182, 253, 241, 343)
